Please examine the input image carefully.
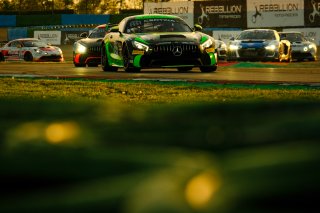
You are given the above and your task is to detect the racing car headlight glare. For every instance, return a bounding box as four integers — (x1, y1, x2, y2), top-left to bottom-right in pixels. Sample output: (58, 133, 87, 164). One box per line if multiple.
(77, 44, 87, 54)
(304, 46, 309, 52)
(229, 44, 240, 51)
(265, 44, 276, 51)
(133, 41, 149, 52)
(201, 39, 213, 49)
(221, 43, 227, 49)
(308, 44, 315, 49)
(35, 49, 43, 54)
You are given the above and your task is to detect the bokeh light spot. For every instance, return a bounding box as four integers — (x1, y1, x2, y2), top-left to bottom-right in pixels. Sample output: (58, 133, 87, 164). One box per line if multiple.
(45, 122, 79, 144)
(185, 171, 221, 209)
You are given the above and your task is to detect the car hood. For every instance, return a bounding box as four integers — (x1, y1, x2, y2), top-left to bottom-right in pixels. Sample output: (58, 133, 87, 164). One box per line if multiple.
(136, 32, 203, 44)
(78, 38, 103, 47)
(290, 41, 311, 46)
(233, 39, 276, 48)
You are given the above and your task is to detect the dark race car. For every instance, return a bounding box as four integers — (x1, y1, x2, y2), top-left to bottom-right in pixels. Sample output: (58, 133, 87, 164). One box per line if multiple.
(101, 14, 218, 73)
(0, 38, 63, 62)
(73, 24, 107, 67)
(227, 29, 291, 62)
(279, 32, 317, 61)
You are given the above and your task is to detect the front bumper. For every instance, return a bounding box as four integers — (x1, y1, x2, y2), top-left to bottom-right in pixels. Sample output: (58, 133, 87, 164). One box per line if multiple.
(130, 44, 216, 68)
(227, 48, 278, 61)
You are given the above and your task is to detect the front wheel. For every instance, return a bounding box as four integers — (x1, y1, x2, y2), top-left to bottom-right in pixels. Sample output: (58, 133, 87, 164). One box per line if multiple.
(101, 44, 118, 72)
(0, 53, 4, 62)
(24, 52, 33, 61)
(200, 65, 217, 73)
(123, 45, 140, 73)
(177, 67, 192, 72)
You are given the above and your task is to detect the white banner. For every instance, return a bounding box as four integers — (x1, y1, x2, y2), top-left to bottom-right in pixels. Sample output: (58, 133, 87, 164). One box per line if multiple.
(144, 2, 194, 27)
(34, 31, 61, 45)
(212, 30, 242, 44)
(283, 28, 320, 45)
(247, 0, 304, 28)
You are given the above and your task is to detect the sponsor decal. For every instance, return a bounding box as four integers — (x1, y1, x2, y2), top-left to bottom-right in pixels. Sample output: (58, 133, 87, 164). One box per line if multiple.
(132, 50, 144, 55)
(205, 47, 215, 53)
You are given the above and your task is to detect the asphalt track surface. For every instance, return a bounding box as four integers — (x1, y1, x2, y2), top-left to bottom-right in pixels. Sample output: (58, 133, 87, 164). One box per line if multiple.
(1, 61, 320, 86)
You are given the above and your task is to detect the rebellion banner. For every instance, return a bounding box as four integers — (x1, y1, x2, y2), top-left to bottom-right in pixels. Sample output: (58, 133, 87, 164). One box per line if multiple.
(247, 0, 304, 28)
(305, 0, 320, 27)
(193, 0, 247, 28)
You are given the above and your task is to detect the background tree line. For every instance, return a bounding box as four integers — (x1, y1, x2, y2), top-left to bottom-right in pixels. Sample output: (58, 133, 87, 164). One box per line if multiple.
(0, 0, 146, 14)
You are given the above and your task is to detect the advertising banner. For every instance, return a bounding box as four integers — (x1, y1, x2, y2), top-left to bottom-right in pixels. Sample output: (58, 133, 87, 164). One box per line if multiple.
(34, 31, 61, 45)
(144, 2, 194, 27)
(283, 28, 320, 45)
(193, 0, 247, 28)
(212, 30, 242, 44)
(247, 0, 304, 28)
(305, 0, 320, 27)
(61, 31, 88, 45)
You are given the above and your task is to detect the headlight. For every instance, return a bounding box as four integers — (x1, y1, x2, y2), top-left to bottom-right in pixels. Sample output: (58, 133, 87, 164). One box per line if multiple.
(76, 43, 87, 54)
(308, 44, 315, 49)
(221, 43, 227, 49)
(201, 39, 213, 49)
(133, 41, 149, 52)
(265, 44, 276, 51)
(229, 44, 240, 51)
(34, 49, 43, 54)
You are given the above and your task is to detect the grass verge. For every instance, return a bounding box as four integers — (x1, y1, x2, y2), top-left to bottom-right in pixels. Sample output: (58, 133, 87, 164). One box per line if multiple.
(1, 77, 320, 213)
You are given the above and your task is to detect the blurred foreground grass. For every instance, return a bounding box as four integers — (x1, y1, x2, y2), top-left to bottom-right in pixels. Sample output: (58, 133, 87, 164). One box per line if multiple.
(1, 78, 320, 213)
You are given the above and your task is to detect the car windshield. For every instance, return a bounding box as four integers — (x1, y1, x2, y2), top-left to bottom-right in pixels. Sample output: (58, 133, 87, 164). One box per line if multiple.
(125, 18, 192, 34)
(89, 27, 106, 38)
(237, 31, 275, 40)
(22, 40, 48, 47)
(280, 33, 305, 42)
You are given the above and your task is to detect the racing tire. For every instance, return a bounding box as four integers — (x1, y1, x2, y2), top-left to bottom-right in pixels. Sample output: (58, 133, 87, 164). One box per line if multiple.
(177, 67, 193, 72)
(74, 63, 86, 67)
(200, 65, 217, 73)
(0, 53, 4, 62)
(88, 63, 99, 67)
(101, 44, 118, 72)
(24, 52, 33, 62)
(123, 45, 140, 73)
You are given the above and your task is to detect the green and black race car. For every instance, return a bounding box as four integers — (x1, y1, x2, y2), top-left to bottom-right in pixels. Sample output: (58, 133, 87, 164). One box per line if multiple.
(101, 14, 218, 73)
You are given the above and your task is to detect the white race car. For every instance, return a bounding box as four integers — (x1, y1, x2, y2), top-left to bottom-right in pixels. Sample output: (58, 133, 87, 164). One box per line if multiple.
(0, 38, 64, 62)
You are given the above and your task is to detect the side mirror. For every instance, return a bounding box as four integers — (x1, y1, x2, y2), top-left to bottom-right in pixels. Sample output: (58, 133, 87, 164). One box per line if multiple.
(194, 24, 203, 32)
(80, 32, 88, 38)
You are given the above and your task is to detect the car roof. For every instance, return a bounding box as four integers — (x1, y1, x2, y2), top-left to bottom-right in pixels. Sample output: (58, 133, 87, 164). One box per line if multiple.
(12, 38, 39, 42)
(279, 31, 302, 34)
(243, 29, 275, 32)
(124, 14, 183, 21)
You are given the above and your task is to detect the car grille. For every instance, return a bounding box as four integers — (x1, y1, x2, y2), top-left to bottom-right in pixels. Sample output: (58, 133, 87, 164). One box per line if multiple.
(238, 48, 267, 58)
(153, 43, 199, 55)
(89, 46, 101, 53)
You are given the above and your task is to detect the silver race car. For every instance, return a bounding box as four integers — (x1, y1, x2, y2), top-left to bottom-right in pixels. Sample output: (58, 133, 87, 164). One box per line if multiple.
(227, 29, 291, 62)
(0, 38, 64, 62)
(279, 32, 317, 61)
